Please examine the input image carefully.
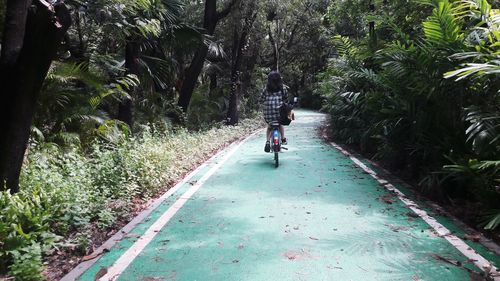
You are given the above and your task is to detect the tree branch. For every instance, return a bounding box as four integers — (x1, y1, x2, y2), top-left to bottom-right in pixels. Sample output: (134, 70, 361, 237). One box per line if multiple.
(283, 3, 312, 51)
(216, 0, 238, 21)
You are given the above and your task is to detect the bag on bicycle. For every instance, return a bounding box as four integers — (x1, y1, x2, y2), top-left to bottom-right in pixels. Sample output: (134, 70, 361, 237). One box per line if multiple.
(279, 103, 294, 126)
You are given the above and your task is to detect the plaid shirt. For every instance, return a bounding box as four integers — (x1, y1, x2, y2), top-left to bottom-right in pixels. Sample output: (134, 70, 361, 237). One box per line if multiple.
(259, 88, 288, 124)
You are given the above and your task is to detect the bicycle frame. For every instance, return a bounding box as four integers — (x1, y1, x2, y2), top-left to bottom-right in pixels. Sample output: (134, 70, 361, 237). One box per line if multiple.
(270, 124, 281, 167)
(272, 125, 281, 152)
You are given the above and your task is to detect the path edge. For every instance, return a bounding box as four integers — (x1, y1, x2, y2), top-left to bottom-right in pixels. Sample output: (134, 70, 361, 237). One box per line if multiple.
(330, 141, 500, 281)
(61, 127, 265, 281)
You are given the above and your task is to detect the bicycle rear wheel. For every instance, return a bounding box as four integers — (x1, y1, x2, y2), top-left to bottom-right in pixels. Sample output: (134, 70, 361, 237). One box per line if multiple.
(274, 152, 279, 167)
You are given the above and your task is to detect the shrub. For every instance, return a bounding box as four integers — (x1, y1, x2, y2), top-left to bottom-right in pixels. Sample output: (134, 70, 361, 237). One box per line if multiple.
(0, 118, 264, 280)
(317, 0, 500, 229)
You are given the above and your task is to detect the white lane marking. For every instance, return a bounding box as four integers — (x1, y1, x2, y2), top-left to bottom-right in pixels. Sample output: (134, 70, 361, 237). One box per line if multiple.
(99, 131, 262, 281)
(330, 142, 500, 280)
(61, 131, 264, 281)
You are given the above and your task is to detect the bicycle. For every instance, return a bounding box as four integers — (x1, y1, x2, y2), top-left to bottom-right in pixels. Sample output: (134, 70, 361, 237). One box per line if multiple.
(269, 122, 287, 167)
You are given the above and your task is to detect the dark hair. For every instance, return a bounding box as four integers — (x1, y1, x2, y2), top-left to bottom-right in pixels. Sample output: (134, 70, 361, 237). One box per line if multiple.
(266, 71, 283, 93)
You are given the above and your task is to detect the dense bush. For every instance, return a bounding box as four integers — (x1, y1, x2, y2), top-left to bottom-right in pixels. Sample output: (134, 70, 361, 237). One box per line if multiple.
(0, 118, 263, 280)
(318, 0, 499, 229)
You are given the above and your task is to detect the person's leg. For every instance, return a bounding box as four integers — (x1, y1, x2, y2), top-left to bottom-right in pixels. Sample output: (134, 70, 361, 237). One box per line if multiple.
(264, 125, 271, 152)
(279, 125, 287, 144)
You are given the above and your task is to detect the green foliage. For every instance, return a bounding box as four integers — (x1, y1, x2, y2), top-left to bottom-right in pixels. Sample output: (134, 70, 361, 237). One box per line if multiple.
(187, 85, 228, 129)
(422, 0, 463, 46)
(0, 118, 264, 279)
(325, 0, 370, 38)
(3, 0, 336, 277)
(8, 242, 44, 281)
(95, 120, 131, 144)
(34, 62, 142, 148)
(484, 211, 500, 230)
(319, 0, 500, 229)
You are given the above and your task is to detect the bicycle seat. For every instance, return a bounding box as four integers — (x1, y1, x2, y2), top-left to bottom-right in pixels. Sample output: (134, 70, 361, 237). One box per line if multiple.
(270, 121, 280, 128)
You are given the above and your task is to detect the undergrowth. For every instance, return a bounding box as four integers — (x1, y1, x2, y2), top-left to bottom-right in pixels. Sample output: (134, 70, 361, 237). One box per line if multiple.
(0, 118, 264, 280)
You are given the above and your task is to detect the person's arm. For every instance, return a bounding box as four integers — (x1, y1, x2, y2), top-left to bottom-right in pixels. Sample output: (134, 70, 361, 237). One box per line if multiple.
(282, 88, 289, 103)
(259, 88, 266, 104)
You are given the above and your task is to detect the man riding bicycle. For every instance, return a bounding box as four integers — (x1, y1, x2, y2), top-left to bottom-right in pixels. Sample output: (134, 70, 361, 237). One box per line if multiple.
(259, 71, 288, 153)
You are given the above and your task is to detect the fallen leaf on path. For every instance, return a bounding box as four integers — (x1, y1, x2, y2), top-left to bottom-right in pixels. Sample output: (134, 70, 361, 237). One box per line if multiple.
(94, 268, 107, 280)
(283, 249, 313, 261)
(429, 253, 462, 267)
(357, 265, 368, 272)
(143, 277, 163, 281)
(406, 212, 419, 218)
(384, 224, 409, 233)
(379, 195, 395, 205)
(463, 234, 481, 242)
(82, 248, 109, 262)
(82, 253, 102, 262)
(284, 251, 300, 260)
(309, 236, 319, 240)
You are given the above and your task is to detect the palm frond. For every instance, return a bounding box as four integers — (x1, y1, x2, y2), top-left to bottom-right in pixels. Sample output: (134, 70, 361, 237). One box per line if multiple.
(422, 0, 463, 46)
(138, 55, 175, 90)
(89, 75, 139, 108)
(445, 60, 500, 79)
(482, 211, 500, 230)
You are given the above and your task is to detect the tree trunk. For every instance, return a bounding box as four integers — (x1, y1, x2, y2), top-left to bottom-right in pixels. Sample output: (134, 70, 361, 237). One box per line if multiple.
(0, 0, 31, 67)
(267, 24, 278, 71)
(227, 6, 257, 125)
(240, 43, 258, 101)
(117, 99, 133, 128)
(0, 0, 71, 193)
(209, 72, 218, 92)
(368, 0, 377, 49)
(118, 40, 140, 128)
(178, 46, 210, 112)
(177, 0, 237, 112)
(227, 29, 241, 125)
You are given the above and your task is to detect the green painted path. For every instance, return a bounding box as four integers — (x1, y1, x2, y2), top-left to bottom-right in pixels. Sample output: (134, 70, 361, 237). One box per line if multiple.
(67, 111, 500, 281)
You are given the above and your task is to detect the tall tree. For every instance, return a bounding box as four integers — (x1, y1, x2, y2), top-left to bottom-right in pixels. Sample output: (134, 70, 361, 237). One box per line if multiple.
(117, 39, 140, 127)
(0, 0, 71, 193)
(227, 1, 258, 125)
(368, 0, 377, 50)
(177, 0, 237, 112)
(266, 3, 279, 71)
(0, 0, 71, 192)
